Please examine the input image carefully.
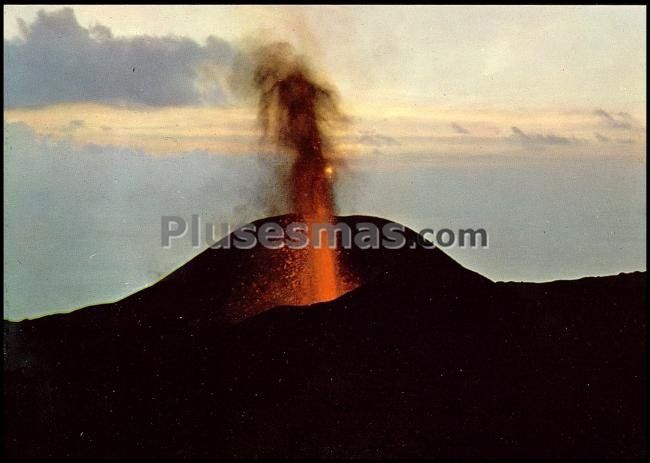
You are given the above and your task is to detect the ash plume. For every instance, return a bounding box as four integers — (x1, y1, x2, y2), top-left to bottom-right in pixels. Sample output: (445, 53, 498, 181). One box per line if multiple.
(230, 42, 346, 218)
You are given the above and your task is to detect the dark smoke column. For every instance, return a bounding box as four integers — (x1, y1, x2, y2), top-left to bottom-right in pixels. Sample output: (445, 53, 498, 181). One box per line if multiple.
(254, 44, 337, 219)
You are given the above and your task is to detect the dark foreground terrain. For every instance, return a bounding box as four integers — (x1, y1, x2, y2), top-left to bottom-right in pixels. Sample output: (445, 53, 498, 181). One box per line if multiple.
(4, 215, 646, 458)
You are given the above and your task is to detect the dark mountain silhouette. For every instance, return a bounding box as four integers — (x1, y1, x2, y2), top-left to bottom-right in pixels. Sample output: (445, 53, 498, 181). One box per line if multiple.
(4, 215, 646, 459)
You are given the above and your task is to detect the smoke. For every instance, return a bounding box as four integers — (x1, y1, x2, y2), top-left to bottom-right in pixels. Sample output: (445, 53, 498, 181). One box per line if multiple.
(229, 41, 347, 218)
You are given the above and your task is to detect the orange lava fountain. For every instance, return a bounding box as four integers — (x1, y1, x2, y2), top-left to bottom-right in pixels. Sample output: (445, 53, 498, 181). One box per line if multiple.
(254, 43, 346, 304)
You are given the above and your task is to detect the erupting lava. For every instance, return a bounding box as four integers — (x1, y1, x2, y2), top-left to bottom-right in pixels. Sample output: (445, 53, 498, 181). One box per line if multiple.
(223, 42, 358, 321)
(253, 43, 347, 305)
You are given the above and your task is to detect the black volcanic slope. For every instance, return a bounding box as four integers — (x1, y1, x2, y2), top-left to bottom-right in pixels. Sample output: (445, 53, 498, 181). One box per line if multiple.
(4, 215, 646, 459)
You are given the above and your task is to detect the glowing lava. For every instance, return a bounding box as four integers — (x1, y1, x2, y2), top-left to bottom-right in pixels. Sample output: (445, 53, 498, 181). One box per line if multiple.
(253, 43, 351, 305)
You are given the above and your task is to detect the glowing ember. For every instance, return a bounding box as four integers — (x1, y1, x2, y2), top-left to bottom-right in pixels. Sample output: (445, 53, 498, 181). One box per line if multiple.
(253, 43, 351, 305)
(223, 43, 359, 321)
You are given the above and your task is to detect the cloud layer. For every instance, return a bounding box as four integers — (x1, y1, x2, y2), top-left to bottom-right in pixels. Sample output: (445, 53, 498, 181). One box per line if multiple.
(510, 126, 572, 146)
(593, 109, 633, 130)
(4, 8, 235, 107)
(451, 122, 470, 135)
(5, 121, 645, 320)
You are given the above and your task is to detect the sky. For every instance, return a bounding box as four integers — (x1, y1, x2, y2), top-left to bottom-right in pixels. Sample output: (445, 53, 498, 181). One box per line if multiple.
(3, 5, 647, 320)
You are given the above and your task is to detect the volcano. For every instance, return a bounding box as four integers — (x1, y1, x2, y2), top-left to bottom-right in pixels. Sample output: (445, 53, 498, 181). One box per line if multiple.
(3, 215, 646, 459)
